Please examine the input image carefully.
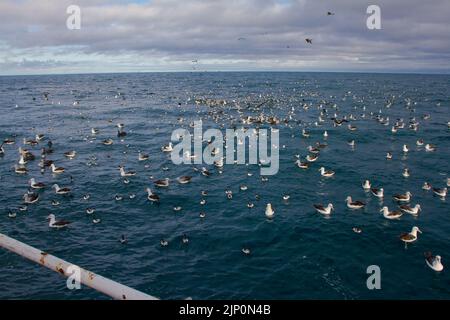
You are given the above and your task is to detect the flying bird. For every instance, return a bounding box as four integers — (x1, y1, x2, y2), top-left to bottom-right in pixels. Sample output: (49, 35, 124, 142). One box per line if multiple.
(305, 38, 313, 44)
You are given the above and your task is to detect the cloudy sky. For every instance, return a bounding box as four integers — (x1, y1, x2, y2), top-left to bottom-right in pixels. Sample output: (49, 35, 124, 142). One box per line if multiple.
(0, 0, 449, 75)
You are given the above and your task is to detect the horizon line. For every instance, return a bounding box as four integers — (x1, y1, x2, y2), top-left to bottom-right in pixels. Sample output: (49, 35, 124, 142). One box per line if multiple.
(1, 69, 450, 77)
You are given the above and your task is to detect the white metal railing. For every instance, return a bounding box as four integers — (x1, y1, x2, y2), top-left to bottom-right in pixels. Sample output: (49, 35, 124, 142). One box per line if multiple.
(0, 233, 158, 300)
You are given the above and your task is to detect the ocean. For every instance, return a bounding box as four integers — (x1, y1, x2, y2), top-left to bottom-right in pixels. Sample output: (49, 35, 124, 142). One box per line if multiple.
(0, 72, 449, 299)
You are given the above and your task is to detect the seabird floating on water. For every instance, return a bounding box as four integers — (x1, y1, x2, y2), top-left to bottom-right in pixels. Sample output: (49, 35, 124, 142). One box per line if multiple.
(47, 214, 70, 229)
(146, 188, 160, 202)
(425, 143, 436, 152)
(14, 165, 27, 175)
(319, 167, 335, 177)
(265, 203, 275, 219)
(138, 151, 149, 161)
(102, 139, 113, 145)
(399, 204, 421, 215)
(380, 206, 403, 219)
(53, 184, 71, 195)
(295, 160, 309, 169)
(400, 226, 421, 244)
(29, 178, 45, 189)
(50, 164, 65, 174)
(402, 144, 409, 153)
(422, 182, 432, 190)
(177, 176, 192, 184)
(64, 151, 77, 159)
(424, 252, 444, 272)
(433, 187, 447, 197)
(314, 203, 334, 215)
(154, 178, 169, 188)
(345, 196, 365, 209)
(363, 180, 371, 191)
(162, 142, 173, 152)
(402, 168, 410, 178)
(393, 191, 412, 202)
(119, 165, 136, 177)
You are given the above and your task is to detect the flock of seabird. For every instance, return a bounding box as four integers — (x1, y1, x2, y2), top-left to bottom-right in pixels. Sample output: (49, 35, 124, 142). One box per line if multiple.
(1, 76, 449, 278)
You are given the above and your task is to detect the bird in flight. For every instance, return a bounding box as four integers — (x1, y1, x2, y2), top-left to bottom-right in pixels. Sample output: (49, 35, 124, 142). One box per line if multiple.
(327, 11, 335, 16)
(305, 38, 312, 44)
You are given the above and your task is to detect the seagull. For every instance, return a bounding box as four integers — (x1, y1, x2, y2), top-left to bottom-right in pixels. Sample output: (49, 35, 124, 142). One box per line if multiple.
(433, 187, 447, 197)
(402, 168, 410, 178)
(23, 191, 39, 204)
(64, 151, 77, 159)
(425, 144, 436, 152)
(53, 184, 71, 195)
(305, 38, 313, 44)
(371, 188, 384, 198)
(138, 151, 149, 161)
(29, 178, 45, 189)
(242, 248, 251, 255)
(47, 214, 70, 229)
(302, 129, 310, 137)
(154, 178, 169, 188)
(306, 154, 318, 162)
(102, 139, 113, 145)
(386, 152, 392, 160)
(422, 182, 432, 190)
(119, 235, 128, 244)
(201, 167, 211, 176)
(319, 167, 335, 177)
(295, 159, 309, 169)
(380, 206, 403, 219)
(393, 191, 412, 202)
(162, 142, 173, 152)
(50, 164, 65, 174)
(402, 144, 409, 153)
(119, 165, 136, 177)
(15, 165, 28, 174)
(400, 226, 422, 243)
(345, 196, 365, 209)
(265, 203, 275, 219)
(177, 176, 192, 184)
(352, 227, 362, 234)
(327, 11, 335, 15)
(146, 188, 160, 202)
(399, 204, 421, 215)
(363, 180, 371, 191)
(314, 203, 334, 215)
(424, 252, 444, 272)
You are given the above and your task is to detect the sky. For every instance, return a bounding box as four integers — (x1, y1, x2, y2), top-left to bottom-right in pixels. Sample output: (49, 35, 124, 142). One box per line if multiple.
(0, 0, 449, 75)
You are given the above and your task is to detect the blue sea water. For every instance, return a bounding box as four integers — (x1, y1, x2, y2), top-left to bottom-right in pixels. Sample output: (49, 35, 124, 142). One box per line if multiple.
(0, 72, 449, 300)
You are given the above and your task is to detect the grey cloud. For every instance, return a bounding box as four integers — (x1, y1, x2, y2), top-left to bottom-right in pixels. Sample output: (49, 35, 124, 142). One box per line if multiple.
(0, 0, 449, 74)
